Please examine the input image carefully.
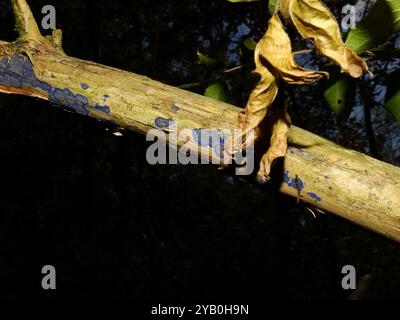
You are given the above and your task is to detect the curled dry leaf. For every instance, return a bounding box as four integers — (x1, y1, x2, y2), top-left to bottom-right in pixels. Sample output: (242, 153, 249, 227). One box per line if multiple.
(230, 66, 277, 162)
(237, 12, 326, 180)
(282, 0, 369, 78)
(280, 0, 290, 21)
(238, 0, 368, 182)
(259, 13, 328, 84)
(239, 12, 326, 144)
(257, 106, 291, 183)
(239, 67, 278, 141)
(224, 62, 277, 160)
(238, 20, 281, 146)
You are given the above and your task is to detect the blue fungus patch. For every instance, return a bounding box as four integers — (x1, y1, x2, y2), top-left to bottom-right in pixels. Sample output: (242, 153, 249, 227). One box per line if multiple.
(288, 177, 305, 192)
(93, 103, 111, 114)
(283, 171, 290, 184)
(155, 116, 174, 129)
(0, 54, 90, 116)
(283, 171, 304, 192)
(0, 54, 51, 92)
(49, 88, 89, 115)
(81, 83, 89, 90)
(308, 192, 322, 202)
(192, 128, 224, 158)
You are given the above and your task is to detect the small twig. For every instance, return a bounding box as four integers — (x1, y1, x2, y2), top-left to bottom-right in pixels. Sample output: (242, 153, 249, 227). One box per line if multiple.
(293, 49, 313, 55)
(224, 65, 245, 73)
(224, 49, 313, 73)
(11, 0, 43, 41)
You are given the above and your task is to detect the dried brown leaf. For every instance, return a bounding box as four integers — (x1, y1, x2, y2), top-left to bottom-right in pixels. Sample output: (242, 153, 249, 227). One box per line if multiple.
(236, 11, 330, 180)
(240, 12, 325, 142)
(239, 67, 279, 139)
(282, 0, 369, 78)
(224, 62, 277, 161)
(257, 106, 292, 183)
(258, 13, 328, 84)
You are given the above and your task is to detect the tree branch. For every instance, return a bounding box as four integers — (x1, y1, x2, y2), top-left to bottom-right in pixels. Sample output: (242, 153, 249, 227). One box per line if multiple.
(1, 0, 400, 242)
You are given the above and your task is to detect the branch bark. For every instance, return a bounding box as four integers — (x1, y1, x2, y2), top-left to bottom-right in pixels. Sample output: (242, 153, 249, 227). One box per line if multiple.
(1, 0, 400, 241)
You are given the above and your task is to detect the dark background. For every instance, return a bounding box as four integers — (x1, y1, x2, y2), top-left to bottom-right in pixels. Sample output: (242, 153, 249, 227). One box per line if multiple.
(0, 0, 399, 301)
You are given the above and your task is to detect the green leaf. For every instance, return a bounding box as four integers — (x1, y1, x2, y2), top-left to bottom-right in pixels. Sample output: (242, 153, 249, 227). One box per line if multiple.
(243, 38, 257, 51)
(346, 0, 400, 54)
(197, 51, 219, 66)
(386, 91, 400, 123)
(385, 69, 400, 123)
(268, 0, 277, 15)
(204, 82, 230, 103)
(325, 0, 400, 120)
(324, 74, 356, 121)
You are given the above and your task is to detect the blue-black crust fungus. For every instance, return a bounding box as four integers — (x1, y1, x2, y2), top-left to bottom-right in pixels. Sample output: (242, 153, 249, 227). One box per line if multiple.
(0, 54, 96, 116)
(283, 171, 291, 184)
(284, 171, 322, 202)
(49, 88, 89, 115)
(0, 54, 51, 92)
(307, 192, 322, 202)
(155, 116, 174, 129)
(283, 171, 305, 192)
(93, 103, 111, 114)
(288, 177, 305, 192)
